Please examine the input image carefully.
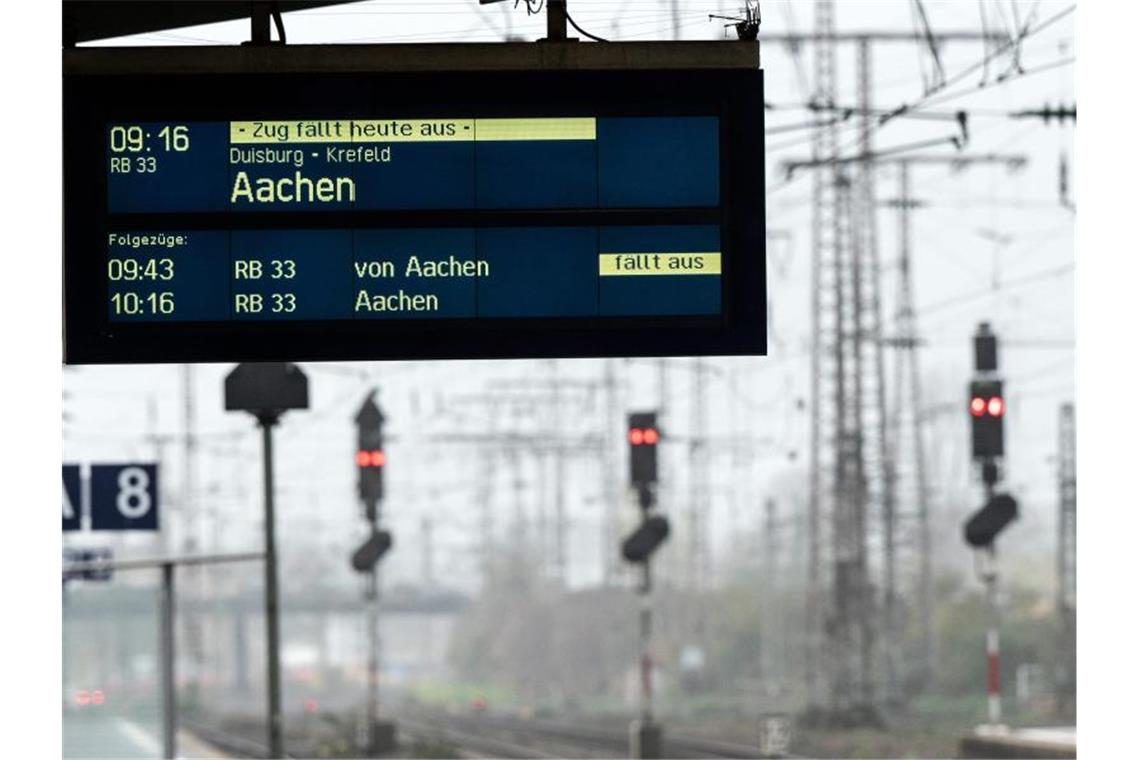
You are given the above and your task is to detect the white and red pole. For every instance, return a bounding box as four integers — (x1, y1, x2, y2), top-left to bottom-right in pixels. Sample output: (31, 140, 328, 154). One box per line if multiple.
(986, 626, 1001, 724)
(639, 563, 654, 722)
(978, 545, 1002, 727)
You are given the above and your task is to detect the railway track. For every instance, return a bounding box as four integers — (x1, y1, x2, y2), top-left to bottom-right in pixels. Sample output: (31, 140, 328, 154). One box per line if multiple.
(186, 709, 796, 759)
(396, 708, 785, 759)
(182, 718, 307, 759)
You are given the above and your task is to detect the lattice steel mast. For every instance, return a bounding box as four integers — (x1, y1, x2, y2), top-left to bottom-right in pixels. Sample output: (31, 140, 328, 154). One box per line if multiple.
(1055, 402, 1076, 715)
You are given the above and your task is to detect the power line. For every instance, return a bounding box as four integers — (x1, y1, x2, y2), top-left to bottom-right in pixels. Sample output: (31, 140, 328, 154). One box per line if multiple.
(916, 263, 1074, 316)
(920, 56, 1075, 110)
(768, 14, 1072, 196)
(877, 4, 1075, 127)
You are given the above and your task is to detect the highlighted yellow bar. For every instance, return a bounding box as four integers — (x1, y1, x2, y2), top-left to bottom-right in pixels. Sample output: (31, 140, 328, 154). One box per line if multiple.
(229, 118, 596, 144)
(230, 120, 475, 143)
(475, 118, 596, 142)
(599, 253, 722, 276)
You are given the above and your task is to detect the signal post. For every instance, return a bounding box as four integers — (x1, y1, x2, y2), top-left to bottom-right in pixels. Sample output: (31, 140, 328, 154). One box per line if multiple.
(224, 362, 310, 759)
(352, 391, 395, 756)
(622, 412, 669, 759)
(963, 324, 1018, 730)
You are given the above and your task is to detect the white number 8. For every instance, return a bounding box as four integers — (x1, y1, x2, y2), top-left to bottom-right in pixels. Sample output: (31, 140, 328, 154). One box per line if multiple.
(116, 466, 152, 519)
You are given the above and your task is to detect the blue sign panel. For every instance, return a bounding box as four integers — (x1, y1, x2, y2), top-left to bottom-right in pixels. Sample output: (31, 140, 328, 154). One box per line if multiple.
(104, 117, 714, 215)
(90, 463, 158, 531)
(63, 547, 113, 582)
(63, 464, 82, 532)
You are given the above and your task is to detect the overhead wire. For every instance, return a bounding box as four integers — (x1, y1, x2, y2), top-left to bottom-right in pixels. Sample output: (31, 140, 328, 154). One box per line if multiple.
(766, 7, 1074, 197)
(915, 263, 1074, 317)
(565, 10, 609, 42)
(877, 4, 1074, 126)
(918, 55, 1075, 110)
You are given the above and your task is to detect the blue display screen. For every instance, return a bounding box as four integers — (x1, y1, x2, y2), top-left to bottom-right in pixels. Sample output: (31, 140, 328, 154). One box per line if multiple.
(107, 117, 719, 213)
(105, 224, 722, 322)
(64, 62, 766, 363)
(104, 117, 724, 323)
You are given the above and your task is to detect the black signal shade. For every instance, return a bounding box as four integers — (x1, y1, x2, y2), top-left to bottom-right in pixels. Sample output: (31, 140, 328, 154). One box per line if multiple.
(621, 515, 670, 563)
(628, 411, 659, 487)
(964, 493, 1018, 548)
(974, 324, 998, 372)
(351, 529, 393, 572)
(969, 379, 1004, 459)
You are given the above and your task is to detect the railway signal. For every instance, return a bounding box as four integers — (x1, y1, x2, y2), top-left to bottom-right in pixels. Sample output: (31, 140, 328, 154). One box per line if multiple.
(964, 324, 1017, 730)
(969, 379, 1005, 460)
(355, 391, 386, 521)
(351, 529, 393, 573)
(628, 412, 659, 497)
(622, 409, 667, 758)
(974, 321, 998, 371)
(352, 389, 396, 756)
(964, 493, 1019, 548)
(621, 515, 671, 564)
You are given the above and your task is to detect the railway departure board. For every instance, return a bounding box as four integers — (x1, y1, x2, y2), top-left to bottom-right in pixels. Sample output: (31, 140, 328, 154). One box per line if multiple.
(64, 44, 765, 363)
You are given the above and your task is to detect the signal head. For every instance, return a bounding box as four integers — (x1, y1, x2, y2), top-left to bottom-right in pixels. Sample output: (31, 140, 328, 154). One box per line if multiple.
(969, 379, 1005, 460)
(627, 411, 660, 488)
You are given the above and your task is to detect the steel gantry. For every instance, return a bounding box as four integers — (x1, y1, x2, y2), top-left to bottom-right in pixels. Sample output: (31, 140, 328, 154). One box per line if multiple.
(787, 3, 1008, 722)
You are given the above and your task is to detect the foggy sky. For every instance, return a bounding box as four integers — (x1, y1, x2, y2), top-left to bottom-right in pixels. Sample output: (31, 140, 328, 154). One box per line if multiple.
(65, 1, 1076, 595)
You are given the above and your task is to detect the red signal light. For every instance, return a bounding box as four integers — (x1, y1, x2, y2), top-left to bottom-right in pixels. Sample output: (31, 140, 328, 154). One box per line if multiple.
(75, 690, 90, 707)
(303, 698, 319, 714)
(629, 428, 645, 445)
(91, 690, 105, 705)
(970, 397, 986, 417)
(643, 428, 659, 445)
(987, 397, 1005, 417)
(357, 450, 386, 466)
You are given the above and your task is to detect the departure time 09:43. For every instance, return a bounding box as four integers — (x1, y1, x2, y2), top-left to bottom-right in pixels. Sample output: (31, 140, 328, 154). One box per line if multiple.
(108, 258, 174, 281)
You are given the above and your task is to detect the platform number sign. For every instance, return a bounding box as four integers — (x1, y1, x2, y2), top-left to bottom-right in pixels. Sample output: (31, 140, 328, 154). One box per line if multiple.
(63, 465, 82, 532)
(89, 464, 158, 531)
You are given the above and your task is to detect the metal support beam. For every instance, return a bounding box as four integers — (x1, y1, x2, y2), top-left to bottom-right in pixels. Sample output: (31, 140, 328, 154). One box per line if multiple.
(547, 0, 568, 42)
(160, 563, 177, 760)
(65, 41, 760, 76)
(250, 2, 273, 46)
(259, 416, 285, 759)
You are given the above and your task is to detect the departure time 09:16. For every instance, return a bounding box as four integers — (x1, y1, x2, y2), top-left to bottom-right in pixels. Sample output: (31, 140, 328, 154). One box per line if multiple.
(108, 125, 191, 175)
(108, 125, 191, 153)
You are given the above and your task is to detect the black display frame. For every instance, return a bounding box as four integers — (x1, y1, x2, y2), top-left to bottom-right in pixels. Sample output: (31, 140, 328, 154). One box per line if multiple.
(64, 58, 766, 364)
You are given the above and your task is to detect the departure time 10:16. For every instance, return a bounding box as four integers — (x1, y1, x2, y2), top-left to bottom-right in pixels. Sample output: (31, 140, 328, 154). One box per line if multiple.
(111, 292, 175, 316)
